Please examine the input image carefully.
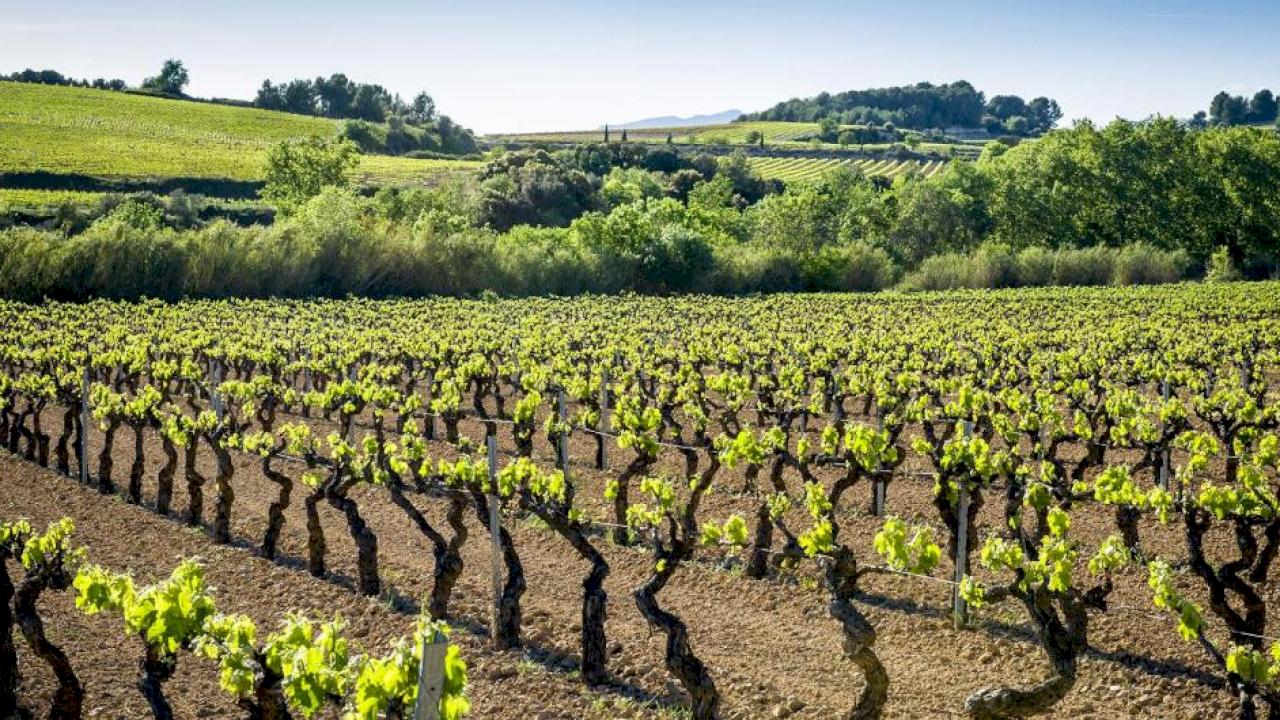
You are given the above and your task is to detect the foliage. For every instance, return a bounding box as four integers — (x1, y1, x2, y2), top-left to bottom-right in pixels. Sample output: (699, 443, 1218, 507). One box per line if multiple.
(141, 59, 190, 96)
(261, 136, 359, 213)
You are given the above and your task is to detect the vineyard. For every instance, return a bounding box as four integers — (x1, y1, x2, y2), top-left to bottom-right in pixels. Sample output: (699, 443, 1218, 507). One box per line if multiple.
(485, 121, 820, 146)
(0, 284, 1275, 718)
(0, 82, 481, 188)
(748, 157, 947, 183)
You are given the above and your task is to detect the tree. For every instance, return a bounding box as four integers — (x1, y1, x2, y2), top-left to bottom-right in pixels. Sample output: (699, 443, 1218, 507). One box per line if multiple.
(260, 137, 359, 213)
(1210, 91, 1250, 126)
(744, 129, 764, 146)
(282, 79, 317, 115)
(314, 74, 354, 118)
(142, 59, 189, 96)
(818, 116, 840, 143)
(986, 95, 1028, 121)
(1004, 115, 1030, 135)
(1249, 89, 1278, 124)
(254, 81, 286, 111)
(407, 92, 436, 125)
(1027, 97, 1063, 133)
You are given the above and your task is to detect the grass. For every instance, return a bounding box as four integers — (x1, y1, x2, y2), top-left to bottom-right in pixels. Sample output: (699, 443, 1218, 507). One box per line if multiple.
(0, 81, 481, 188)
(749, 156, 948, 183)
(0, 188, 106, 208)
(0, 188, 270, 212)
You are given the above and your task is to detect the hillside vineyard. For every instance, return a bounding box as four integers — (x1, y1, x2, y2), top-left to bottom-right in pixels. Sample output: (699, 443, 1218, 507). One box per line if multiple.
(1, 284, 1278, 718)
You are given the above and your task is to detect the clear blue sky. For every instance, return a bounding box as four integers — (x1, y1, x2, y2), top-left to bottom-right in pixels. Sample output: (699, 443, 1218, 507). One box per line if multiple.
(3, 0, 1277, 134)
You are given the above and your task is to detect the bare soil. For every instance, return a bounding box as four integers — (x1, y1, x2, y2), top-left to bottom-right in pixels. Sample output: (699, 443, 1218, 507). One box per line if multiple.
(0, 407, 1237, 720)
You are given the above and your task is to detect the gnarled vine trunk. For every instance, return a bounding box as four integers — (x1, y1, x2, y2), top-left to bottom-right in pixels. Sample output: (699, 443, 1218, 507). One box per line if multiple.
(304, 486, 327, 578)
(0, 562, 16, 718)
(327, 479, 380, 596)
(137, 645, 176, 720)
(260, 456, 293, 560)
(97, 418, 119, 494)
(127, 422, 146, 504)
(183, 442, 205, 527)
(635, 560, 718, 720)
(827, 548, 887, 720)
(211, 437, 235, 544)
(156, 436, 178, 515)
(470, 489, 523, 648)
(55, 405, 75, 475)
(15, 577, 82, 720)
(965, 588, 1085, 719)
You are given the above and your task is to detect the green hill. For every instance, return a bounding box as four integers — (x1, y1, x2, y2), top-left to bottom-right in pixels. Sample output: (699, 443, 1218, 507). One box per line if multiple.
(0, 81, 480, 191)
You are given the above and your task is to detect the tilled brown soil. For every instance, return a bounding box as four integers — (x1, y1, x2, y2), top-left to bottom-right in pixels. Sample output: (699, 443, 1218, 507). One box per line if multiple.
(0, 410, 1238, 720)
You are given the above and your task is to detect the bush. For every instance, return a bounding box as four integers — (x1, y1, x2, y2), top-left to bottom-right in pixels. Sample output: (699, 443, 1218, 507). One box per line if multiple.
(261, 136, 358, 214)
(803, 243, 899, 292)
(1014, 246, 1056, 286)
(0, 227, 70, 301)
(1206, 246, 1242, 282)
(709, 244, 804, 294)
(1052, 247, 1114, 286)
(63, 216, 186, 299)
(1111, 243, 1189, 285)
(899, 253, 974, 291)
(968, 242, 1018, 288)
(493, 227, 608, 296)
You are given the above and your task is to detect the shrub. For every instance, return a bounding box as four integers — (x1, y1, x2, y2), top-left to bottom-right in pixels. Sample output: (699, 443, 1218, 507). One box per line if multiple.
(1052, 247, 1113, 286)
(493, 227, 607, 296)
(1014, 246, 1056, 287)
(710, 244, 804, 294)
(968, 242, 1018, 288)
(1111, 243, 1189, 285)
(900, 253, 974, 291)
(64, 217, 186, 299)
(260, 136, 358, 214)
(803, 243, 899, 292)
(1206, 246, 1242, 282)
(0, 227, 70, 301)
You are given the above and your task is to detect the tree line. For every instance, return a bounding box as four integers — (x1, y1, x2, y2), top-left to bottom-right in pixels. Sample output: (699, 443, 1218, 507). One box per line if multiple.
(1197, 87, 1279, 127)
(255, 73, 477, 155)
(2, 68, 126, 91)
(739, 80, 1062, 136)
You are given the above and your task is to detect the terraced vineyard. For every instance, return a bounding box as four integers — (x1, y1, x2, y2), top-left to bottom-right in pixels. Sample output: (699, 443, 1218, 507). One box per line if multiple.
(0, 82, 481, 188)
(750, 156, 948, 182)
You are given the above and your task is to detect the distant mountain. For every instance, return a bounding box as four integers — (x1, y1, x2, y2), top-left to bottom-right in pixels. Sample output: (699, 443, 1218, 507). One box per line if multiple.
(605, 109, 742, 130)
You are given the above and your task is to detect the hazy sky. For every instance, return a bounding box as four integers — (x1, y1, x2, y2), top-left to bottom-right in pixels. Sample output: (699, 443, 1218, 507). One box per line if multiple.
(3, 0, 1278, 134)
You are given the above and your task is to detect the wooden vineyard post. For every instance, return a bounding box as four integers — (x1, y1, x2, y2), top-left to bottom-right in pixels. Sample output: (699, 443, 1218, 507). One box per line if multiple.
(598, 367, 609, 469)
(557, 388, 570, 472)
(952, 420, 973, 629)
(1158, 379, 1171, 490)
(1039, 366, 1054, 462)
(300, 350, 312, 419)
(210, 362, 225, 423)
(412, 627, 448, 720)
(485, 435, 505, 648)
(78, 365, 90, 484)
(872, 406, 886, 517)
(424, 368, 436, 440)
(345, 364, 357, 443)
